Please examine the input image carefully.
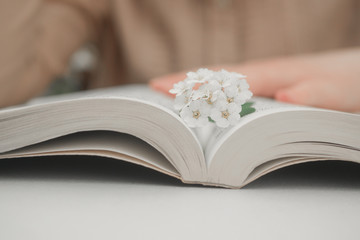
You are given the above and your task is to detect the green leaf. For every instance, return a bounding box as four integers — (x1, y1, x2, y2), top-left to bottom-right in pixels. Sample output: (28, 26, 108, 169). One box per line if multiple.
(208, 117, 215, 123)
(240, 102, 256, 117)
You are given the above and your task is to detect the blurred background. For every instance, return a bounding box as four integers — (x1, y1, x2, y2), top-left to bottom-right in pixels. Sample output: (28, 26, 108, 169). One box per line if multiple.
(1, 0, 359, 109)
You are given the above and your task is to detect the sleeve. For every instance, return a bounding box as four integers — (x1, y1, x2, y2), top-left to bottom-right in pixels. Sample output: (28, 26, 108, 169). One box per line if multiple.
(0, 0, 109, 107)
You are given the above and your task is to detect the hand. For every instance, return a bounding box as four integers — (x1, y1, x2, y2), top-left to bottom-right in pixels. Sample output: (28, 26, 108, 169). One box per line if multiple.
(150, 48, 360, 112)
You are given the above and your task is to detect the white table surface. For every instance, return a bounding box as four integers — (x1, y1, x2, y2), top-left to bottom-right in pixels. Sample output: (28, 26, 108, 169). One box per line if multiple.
(0, 156, 359, 240)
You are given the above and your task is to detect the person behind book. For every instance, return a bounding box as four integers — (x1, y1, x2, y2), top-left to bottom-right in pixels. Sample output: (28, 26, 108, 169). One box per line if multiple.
(0, 0, 359, 112)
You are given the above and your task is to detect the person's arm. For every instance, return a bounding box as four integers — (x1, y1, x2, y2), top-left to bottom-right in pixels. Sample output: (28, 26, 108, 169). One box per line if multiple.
(0, 0, 108, 108)
(150, 48, 360, 112)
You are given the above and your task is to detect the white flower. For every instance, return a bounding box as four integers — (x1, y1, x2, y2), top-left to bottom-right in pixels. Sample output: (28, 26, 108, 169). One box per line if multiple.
(211, 69, 238, 89)
(186, 68, 214, 83)
(210, 101, 242, 128)
(191, 88, 207, 100)
(174, 89, 192, 110)
(200, 79, 224, 101)
(170, 80, 194, 96)
(224, 79, 252, 105)
(171, 68, 253, 128)
(180, 100, 211, 128)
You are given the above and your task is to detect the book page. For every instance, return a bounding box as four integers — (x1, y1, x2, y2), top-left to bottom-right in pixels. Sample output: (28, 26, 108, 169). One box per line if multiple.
(27, 84, 175, 111)
(204, 97, 311, 165)
(203, 96, 360, 187)
(0, 131, 179, 177)
(0, 84, 207, 182)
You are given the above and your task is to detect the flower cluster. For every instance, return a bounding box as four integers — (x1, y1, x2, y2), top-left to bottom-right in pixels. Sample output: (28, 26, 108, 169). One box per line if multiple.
(170, 68, 253, 128)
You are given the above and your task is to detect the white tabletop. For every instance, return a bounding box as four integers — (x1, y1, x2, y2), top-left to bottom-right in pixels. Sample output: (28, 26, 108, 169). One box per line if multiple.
(0, 156, 359, 240)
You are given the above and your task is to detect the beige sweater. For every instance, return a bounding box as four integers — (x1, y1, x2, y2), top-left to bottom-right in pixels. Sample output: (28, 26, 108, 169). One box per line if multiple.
(0, 0, 359, 106)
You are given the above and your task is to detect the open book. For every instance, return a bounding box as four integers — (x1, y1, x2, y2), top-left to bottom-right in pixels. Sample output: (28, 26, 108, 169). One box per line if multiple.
(1, 85, 360, 188)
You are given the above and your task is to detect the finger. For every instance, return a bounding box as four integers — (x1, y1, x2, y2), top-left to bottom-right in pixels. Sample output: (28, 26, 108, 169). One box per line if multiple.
(150, 57, 309, 98)
(233, 58, 308, 97)
(149, 71, 187, 97)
